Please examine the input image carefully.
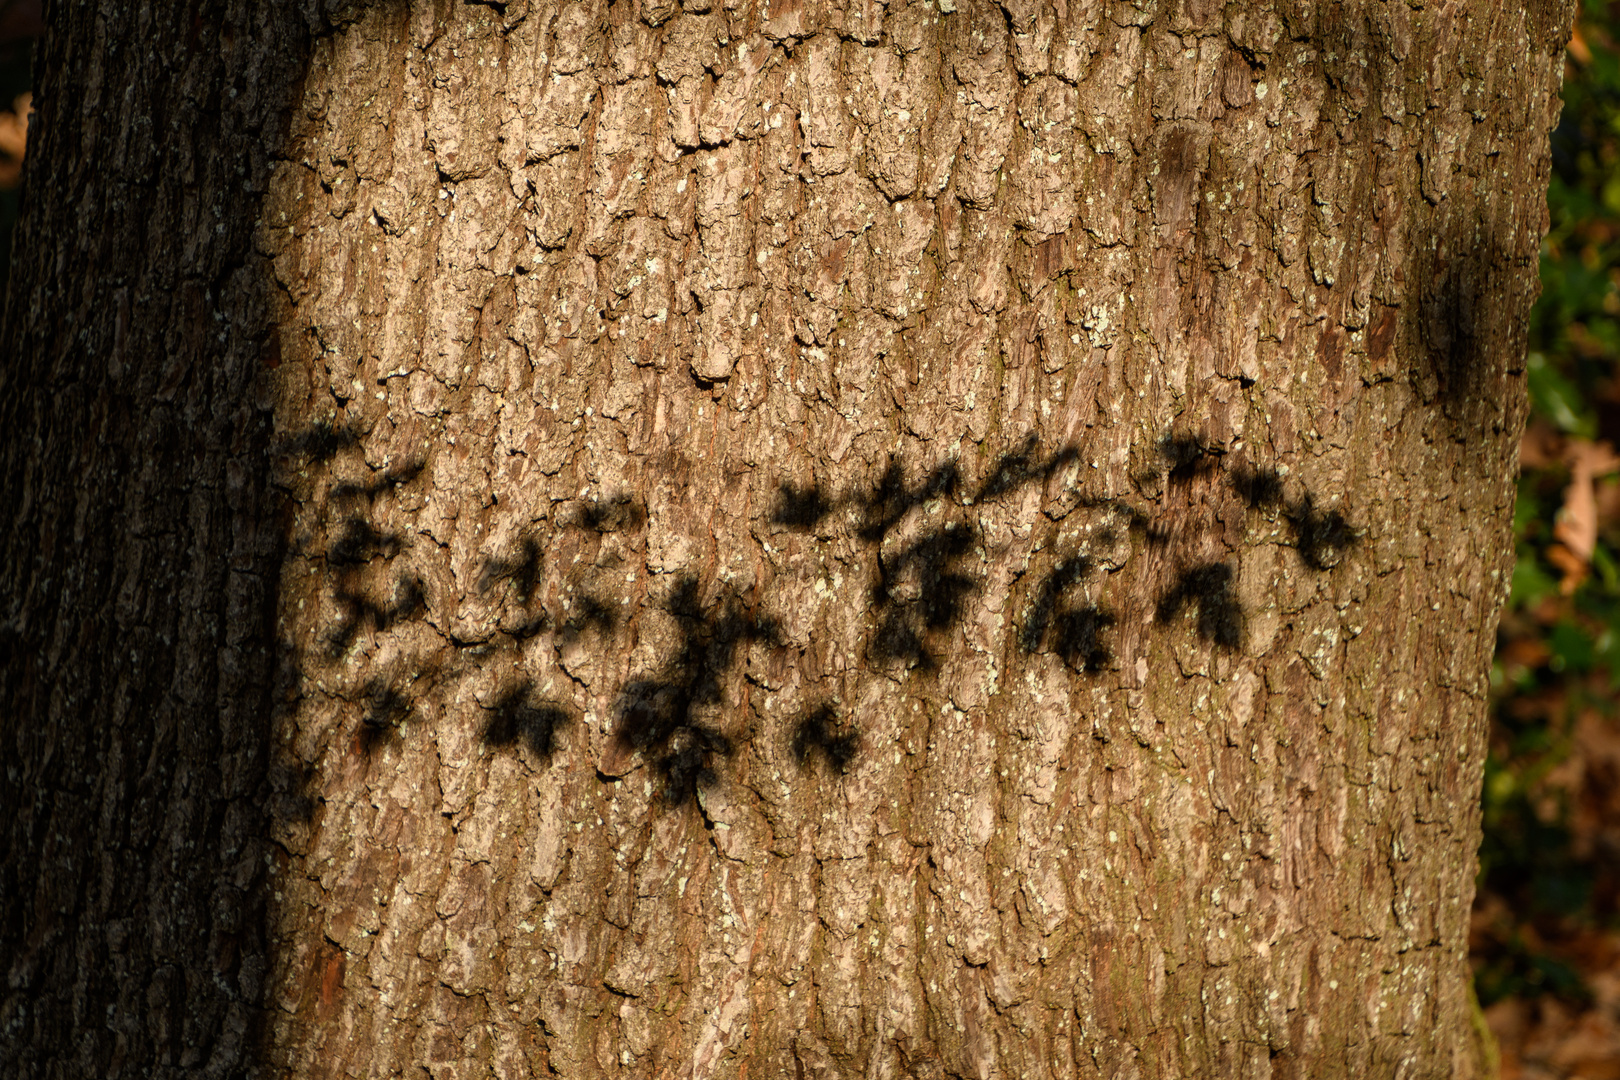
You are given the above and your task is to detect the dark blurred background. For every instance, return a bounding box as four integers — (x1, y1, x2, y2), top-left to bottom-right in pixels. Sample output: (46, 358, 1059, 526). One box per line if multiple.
(0, 0, 38, 293)
(1473, 4, 1620, 1075)
(0, 1, 1612, 1075)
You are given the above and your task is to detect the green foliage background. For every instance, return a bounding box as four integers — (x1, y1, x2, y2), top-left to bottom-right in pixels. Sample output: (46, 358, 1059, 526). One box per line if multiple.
(1473, 0, 1620, 1009)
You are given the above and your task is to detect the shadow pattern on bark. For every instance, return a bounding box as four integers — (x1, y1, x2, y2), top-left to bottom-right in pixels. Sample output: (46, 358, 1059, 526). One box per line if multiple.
(1229, 463, 1361, 570)
(791, 704, 862, 774)
(279, 421, 1360, 816)
(1022, 556, 1115, 674)
(482, 685, 571, 760)
(608, 575, 780, 805)
(1156, 563, 1245, 650)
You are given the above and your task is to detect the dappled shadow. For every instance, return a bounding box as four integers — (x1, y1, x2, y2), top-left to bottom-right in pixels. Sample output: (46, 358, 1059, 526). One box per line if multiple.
(791, 704, 861, 773)
(973, 433, 1080, 502)
(277, 422, 1362, 819)
(772, 481, 835, 530)
(868, 519, 977, 671)
(359, 672, 424, 752)
(1021, 555, 1115, 673)
(1157, 563, 1244, 650)
(1229, 463, 1361, 570)
(1152, 431, 1224, 487)
(607, 576, 779, 805)
(325, 572, 425, 659)
(573, 492, 648, 533)
(1287, 496, 1359, 571)
(476, 536, 543, 599)
(482, 684, 570, 761)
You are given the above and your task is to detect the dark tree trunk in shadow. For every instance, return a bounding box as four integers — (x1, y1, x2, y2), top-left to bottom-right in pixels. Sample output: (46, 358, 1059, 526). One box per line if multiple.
(0, 4, 315, 1077)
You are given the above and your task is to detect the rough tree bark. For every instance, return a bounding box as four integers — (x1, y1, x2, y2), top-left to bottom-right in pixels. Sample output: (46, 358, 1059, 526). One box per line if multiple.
(0, 0, 1573, 1077)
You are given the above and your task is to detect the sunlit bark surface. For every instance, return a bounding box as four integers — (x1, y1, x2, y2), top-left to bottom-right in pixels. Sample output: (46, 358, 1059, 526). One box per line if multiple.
(0, 0, 1572, 1078)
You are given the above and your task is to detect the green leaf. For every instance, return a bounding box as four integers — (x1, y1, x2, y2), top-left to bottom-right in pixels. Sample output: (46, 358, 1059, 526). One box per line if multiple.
(1509, 553, 1558, 611)
(1527, 352, 1598, 438)
(1550, 619, 1596, 673)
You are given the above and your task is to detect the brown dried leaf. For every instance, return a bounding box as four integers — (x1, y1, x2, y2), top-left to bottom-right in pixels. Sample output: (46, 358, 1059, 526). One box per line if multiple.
(1570, 439, 1620, 478)
(0, 92, 29, 190)
(1549, 540, 1591, 595)
(1570, 22, 1595, 65)
(1551, 441, 1620, 593)
(1521, 420, 1566, 471)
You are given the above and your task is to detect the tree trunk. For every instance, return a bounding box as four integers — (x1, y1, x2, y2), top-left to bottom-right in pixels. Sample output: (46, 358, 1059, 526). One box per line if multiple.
(0, 1, 1573, 1078)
